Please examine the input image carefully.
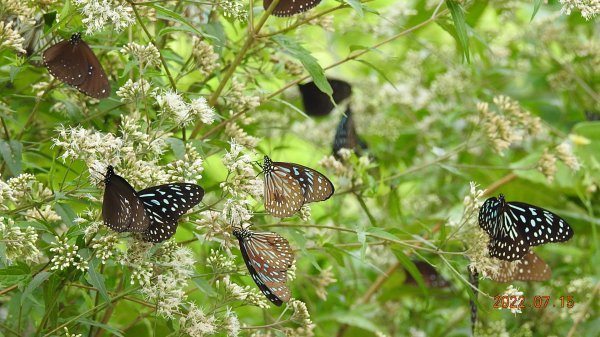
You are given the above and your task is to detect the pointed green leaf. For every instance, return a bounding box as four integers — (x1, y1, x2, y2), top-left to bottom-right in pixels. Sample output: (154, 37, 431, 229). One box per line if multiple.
(22, 271, 50, 305)
(446, 0, 470, 62)
(87, 258, 110, 304)
(0, 140, 22, 175)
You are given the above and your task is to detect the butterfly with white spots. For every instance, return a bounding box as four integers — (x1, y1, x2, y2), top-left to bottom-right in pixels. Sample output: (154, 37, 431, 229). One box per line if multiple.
(262, 155, 334, 218)
(478, 194, 573, 261)
(102, 166, 204, 242)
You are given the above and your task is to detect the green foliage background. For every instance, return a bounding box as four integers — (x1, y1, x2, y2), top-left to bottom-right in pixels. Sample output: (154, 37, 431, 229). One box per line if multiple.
(0, 0, 599, 336)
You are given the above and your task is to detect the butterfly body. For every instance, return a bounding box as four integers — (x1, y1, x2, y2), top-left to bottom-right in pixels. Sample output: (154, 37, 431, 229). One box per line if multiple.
(102, 166, 204, 242)
(333, 107, 368, 158)
(479, 194, 573, 261)
(43, 33, 110, 98)
(263, 156, 334, 217)
(233, 228, 294, 305)
(264, 0, 322, 17)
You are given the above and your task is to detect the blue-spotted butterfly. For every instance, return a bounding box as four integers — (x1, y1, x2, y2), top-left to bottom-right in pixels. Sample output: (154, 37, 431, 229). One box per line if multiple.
(264, 0, 322, 17)
(333, 107, 368, 158)
(102, 166, 204, 242)
(490, 251, 551, 282)
(262, 155, 334, 218)
(298, 78, 352, 116)
(233, 227, 294, 305)
(478, 194, 574, 261)
(43, 33, 110, 98)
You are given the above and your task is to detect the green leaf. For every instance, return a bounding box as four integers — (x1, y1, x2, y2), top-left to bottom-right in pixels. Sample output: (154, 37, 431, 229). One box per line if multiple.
(272, 35, 332, 97)
(344, 0, 363, 16)
(446, 0, 470, 62)
(54, 203, 75, 227)
(166, 137, 186, 159)
(22, 271, 50, 305)
(87, 258, 110, 304)
(329, 310, 381, 333)
(147, 4, 205, 36)
(354, 59, 398, 90)
(77, 318, 124, 337)
(531, 0, 543, 22)
(366, 227, 400, 243)
(0, 140, 22, 175)
(391, 248, 429, 299)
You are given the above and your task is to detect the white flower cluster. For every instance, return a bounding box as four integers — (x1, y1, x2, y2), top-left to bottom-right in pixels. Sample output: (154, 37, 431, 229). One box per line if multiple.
(501, 285, 524, 314)
(91, 233, 119, 264)
(206, 249, 236, 274)
(221, 139, 262, 199)
(49, 237, 88, 272)
(166, 143, 205, 183)
(286, 300, 316, 337)
(24, 204, 61, 223)
(217, 275, 270, 308)
(0, 217, 40, 264)
(0, 21, 26, 54)
(120, 42, 161, 68)
(560, 0, 600, 20)
(156, 90, 216, 127)
(179, 304, 217, 337)
(116, 79, 153, 103)
(192, 36, 220, 76)
(74, 0, 135, 34)
(220, 0, 247, 21)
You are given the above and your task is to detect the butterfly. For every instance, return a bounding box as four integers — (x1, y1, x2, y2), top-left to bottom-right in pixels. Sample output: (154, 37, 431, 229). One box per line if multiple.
(298, 78, 352, 116)
(102, 165, 204, 242)
(262, 155, 334, 218)
(233, 227, 294, 305)
(490, 251, 551, 283)
(333, 107, 368, 158)
(585, 111, 600, 121)
(264, 0, 322, 17)
(405, 261, 450, 288)
(43, 33, 110, 98)
(478, 194, 574, 261)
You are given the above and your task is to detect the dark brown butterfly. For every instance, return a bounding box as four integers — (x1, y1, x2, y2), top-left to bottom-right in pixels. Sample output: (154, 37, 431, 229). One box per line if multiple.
(102, 166, 204, 242)
(233, 227, 294, 305)
(43, 33, 110, 98)
(264, 0, 322, 17)
(298, 78, 352, 116)
(490, 251, 551, 283)
(333, 107, 368, 158)
(405, 261, 450, 288)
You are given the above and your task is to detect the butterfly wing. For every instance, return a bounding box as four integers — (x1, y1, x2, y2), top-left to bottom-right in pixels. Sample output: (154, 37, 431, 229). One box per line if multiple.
(74, 40, 110, 98)
(298, 78, 352, 116)
(405, 261, 450, 288)
(234, 229, 293, 305)
(137, 183, 204, 243)
(273, 162, 334, 204)
(479, 196, 530, 261)
(264, 0, 322, 17)
(491, 251, 552, 283)
(264, 163, 305, 218)
(102, 170, 149, 233)
(43, 37, 89, 86)
(507, 202, 574, 247)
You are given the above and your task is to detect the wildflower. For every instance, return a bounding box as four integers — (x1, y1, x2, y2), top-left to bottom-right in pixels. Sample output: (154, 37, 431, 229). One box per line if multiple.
(0, 217, 40, 264)
(63, 327, 83, 337)
(474, 320, 510, 337)
(556, 141, 581, 171)
(49, 237, 88, 272)
(0, 21, 26, 54)
(560, 0, 600, 20)
(217, 275, 270, 308)
(156, 90, 192, 126)
(224, 308, 241, 337)
(228, 81, 260, 112)
(537, 149, 557, 182)
(116, 79, 153, 103)
(192, 37, 219, 76)
(479, 102, 516, 155)
(500, 285, 524, 314)
(179, 304, 217, 337)
(286, 300, 316, 337)
(308, 15, 334, 31)
(314, 266, 336, 300)
(120, 42, 161, 68)
(74, 0, 135, 34)
(299, 205, 311, 222)
(221, 0, 246, 21)
(190, 97, 216, 125)
(222, 199, 252, 227)
(166, 143, 204, 182)
(206, 249, 236, 273)
(91, 233, 119, 264)
(225, 122, 259, 148)
(24, 204, 61, 223)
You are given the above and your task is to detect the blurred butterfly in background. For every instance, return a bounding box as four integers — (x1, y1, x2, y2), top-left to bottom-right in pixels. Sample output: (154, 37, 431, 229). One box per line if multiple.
(298, 78, 352, 116)
(405, 261, 450, 288)
(490, 251, 551, 283)
(264, 0, 322, 17)
(102, 165, 204, 242)
(332, 107, 368, 159)
(43, 33, 110, 98)
(585, 111, 600, 121)
(262, 155, 334, 217)
(9, 13, 56, 66)
(233, 227, 295, 305)
(478, 194, 574, 261)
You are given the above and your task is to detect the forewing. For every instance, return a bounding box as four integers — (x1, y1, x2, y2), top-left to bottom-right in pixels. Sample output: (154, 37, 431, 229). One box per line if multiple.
(75, 40, 110, 98)
(507, 202, 574, 247)
(264, 0, 322, 17)
(274, 162, 334, 203)
(298, 78, 351, 116)
(264, 167, 304, 217)
(137, 183, 204, 242)
(43, 39, 89, 86)
(102, 174, 149, 233)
